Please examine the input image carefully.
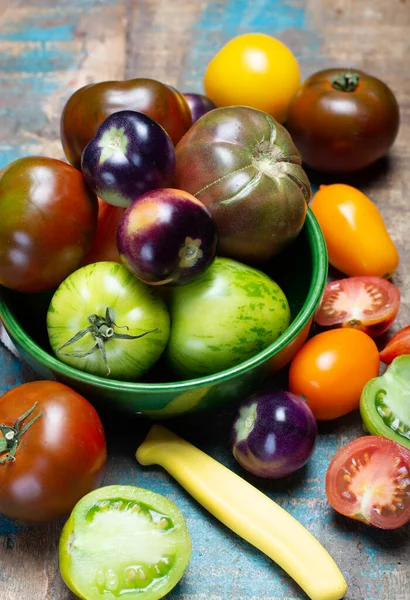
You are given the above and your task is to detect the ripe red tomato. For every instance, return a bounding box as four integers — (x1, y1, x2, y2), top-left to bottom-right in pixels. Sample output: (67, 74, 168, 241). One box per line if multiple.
(0, 157, 98, 293)
(326, 436, 410, 530)
(83, 198, 124, 265)
(286, 68, 400, 173)
(61, 79, 192, 168)
(315, 276, 400, 337)
(379, 325, 410, 365)
(288, 329, 380, 420)
(0, 381, 106, 523)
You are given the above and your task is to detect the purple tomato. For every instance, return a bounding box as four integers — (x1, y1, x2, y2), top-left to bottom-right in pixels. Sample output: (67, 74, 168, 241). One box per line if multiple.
(81, 110, 176, 208)
(183, 93, 216, 124)
(231, 390, 317, 479)
(117, 188, 218, 285)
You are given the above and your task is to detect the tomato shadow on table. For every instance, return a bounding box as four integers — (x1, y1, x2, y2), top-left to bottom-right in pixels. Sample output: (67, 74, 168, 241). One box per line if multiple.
(305, 154, 394, 192)
(330, 511, 410, 549)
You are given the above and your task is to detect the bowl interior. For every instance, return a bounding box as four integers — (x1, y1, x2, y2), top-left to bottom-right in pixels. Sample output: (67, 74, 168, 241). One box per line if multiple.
(0, 210, 327, 391)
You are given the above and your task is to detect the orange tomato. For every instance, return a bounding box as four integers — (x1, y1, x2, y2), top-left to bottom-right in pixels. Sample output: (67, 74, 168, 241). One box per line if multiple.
(82, 198, 124, 265)
(204, 33, 300, 123)
(311, 184, 399, 278)
(288, 329, 380, 420)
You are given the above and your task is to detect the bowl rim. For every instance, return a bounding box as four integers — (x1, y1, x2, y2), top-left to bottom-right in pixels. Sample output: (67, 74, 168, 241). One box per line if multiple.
(0, 209, 327, 392)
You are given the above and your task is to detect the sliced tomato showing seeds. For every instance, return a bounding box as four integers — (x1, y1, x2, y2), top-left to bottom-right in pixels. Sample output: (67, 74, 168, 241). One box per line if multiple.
(326, 436, 410, 530)
(315, 276, 400, 338)
(380, 325, 410, 365)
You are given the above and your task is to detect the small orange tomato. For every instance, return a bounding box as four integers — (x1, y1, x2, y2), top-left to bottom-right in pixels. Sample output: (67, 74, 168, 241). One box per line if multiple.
(288, 329, 380, 420)
(311, 184, 399, 278)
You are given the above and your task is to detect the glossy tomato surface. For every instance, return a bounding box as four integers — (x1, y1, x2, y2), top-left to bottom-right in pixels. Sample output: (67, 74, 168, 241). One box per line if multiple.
(289, 329, 380, 420)
(380, 326, 410, 365)
(117, 189, 218, 285)
(286, 68, 400, 172)
(326, 436, 410, 529)
(61, 78, 192, 168)
(59, 485, 191, 600)
(0, 157, 98, 293)
(83, 198, 124, 265)
(47, 262, 170, 381)
(0, 381, 106, 523)
(311, 184, 399, 278)
(183, 93, 216, 123)
(81, 111, 175, 207)
(204, 33, 300, 122)
(315, 276, 400, 337)
(360, 355, 410, 450)
(175, 106, 310, 263)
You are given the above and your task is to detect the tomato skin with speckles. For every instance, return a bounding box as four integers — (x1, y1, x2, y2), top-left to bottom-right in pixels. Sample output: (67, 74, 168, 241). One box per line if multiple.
(326, 436, 410, 529)
(0, 381, 106, 523)
(166, 257, 291, 379)
(289, 329, 380, 420)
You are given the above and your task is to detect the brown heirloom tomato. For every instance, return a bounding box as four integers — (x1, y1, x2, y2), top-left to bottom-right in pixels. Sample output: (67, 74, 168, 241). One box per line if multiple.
(0, 381, 106, 523)
(0, 157, 98, 293)
(285, 69, 400, 173)
(61, 79, 192, 168)
(174, 106, 310, 263)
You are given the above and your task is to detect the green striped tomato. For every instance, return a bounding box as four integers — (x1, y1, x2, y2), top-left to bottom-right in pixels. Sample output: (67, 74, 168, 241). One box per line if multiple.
(166, 257, 291, 378)
(47, 262, 170, 381)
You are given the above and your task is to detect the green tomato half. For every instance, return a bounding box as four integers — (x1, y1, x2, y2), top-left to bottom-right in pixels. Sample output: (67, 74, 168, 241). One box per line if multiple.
(360, 354, 410, 450)
(47, 262, 170, 381)
(59, 485, 191, 600)
(166, 257, 291, 378)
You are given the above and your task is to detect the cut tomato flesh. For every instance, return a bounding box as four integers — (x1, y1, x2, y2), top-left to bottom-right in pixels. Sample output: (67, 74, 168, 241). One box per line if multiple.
(326, 436, 410, 530)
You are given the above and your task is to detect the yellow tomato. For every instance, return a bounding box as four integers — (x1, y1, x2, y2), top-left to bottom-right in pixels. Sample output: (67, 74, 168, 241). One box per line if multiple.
(311, 184, 399, 278)
(204, 33, 300, 123)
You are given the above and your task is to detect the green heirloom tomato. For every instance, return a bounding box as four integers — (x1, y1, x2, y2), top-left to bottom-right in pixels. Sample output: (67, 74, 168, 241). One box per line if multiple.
(174, 106, 311, 264)
(360, 355, 410, 450)
(166, 257, 291, 378)
(47, 262, 170, 381)
(59, 485, 191, 600)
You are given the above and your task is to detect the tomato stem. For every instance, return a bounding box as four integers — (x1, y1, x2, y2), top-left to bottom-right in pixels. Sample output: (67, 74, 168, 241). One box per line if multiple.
(56, 307, 158, 376)
(0, 402, 41, 464)
(332, 72, 360, 92)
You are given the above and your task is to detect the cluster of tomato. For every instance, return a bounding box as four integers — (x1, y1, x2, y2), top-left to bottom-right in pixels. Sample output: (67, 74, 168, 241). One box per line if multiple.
(0, 30, 409, 600)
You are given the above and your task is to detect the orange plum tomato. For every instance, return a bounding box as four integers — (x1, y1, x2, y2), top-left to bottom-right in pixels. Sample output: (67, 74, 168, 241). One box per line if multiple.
(83, 198, 125, 265)
(0, 381, 106, 523)
(288, 329, 380, 420)
(326, 436, 410, 529)
(315, 276, 400, 338)
(311, 184, 399, 278)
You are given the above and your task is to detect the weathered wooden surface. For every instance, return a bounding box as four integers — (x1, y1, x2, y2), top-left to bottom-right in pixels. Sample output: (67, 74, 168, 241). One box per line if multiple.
(1, 1, 410, 599)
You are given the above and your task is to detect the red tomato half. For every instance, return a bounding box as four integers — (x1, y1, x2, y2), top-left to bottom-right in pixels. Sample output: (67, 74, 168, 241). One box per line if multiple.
(326, 436, 410, 530)
(315, 276, 400, 337)
(0, 381, 107, 523)
(379, 325, 410, 365)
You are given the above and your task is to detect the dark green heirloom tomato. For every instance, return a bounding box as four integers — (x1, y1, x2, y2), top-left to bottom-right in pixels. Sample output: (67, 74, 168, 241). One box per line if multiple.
(47, 262, 170, 381)
(166, 257, 291, 379)
(174, 106, 310, 264)
(61, 79, 192, 168)
(59, 485, 192, 600)
(0, 157, 98, 293)
(360, 355, 410, 450)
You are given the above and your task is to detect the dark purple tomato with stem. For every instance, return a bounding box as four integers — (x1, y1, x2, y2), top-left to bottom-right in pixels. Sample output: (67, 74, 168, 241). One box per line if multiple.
(183, 93, 216, 124)
(231, 390, 318, 479)
(81, 110, 176, 208)
(117, 188, 218, 286)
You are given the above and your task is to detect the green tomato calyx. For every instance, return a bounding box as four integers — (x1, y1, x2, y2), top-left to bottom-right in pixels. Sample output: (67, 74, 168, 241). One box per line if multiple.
(332, 72, 360, 92)
(0, 402, 41, 464)
(56, 307, 158, 376)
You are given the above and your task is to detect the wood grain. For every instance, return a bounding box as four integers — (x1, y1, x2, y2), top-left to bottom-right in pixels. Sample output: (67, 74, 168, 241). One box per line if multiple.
(1, 1, 410, 599)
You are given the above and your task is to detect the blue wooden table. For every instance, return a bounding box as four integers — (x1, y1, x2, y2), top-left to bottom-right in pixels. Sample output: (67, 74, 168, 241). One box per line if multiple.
(1, 1, 409, 599)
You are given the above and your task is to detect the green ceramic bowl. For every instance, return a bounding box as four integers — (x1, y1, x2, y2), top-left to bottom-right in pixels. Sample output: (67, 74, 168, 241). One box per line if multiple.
(0, 209, 327, 417)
